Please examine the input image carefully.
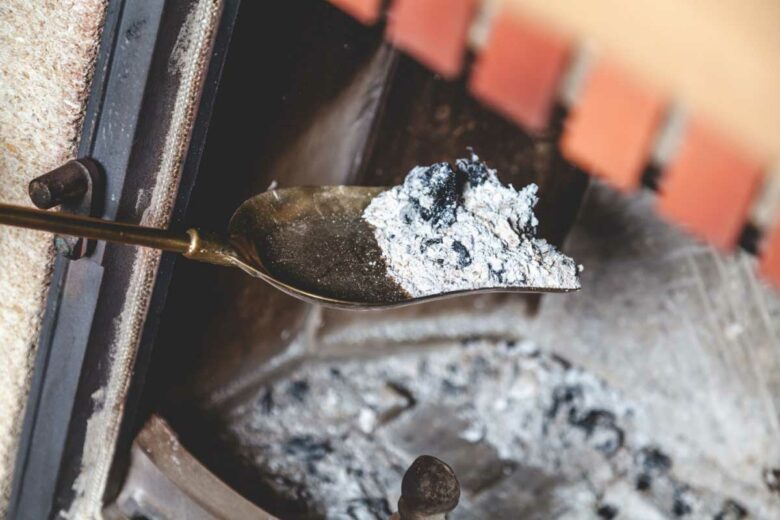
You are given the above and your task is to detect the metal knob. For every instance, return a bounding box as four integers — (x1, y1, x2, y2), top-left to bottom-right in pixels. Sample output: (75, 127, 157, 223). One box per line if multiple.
(397, 455, 460, 520)
(28, 159, 95, 209)
(27, 158, 103, 259)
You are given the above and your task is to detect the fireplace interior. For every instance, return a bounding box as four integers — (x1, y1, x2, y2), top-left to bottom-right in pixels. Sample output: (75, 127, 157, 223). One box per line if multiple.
(104, 1, 780, 519)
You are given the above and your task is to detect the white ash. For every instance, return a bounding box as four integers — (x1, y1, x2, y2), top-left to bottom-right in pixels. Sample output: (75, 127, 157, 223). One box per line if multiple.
(363, 155, 580, 297)
(227, 339, 751, 519)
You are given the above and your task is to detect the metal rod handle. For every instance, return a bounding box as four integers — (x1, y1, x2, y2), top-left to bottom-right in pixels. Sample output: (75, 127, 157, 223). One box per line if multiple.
(0, 203, 191, 254)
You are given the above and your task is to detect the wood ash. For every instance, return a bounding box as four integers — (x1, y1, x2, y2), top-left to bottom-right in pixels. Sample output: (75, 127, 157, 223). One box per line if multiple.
(226, 338, 756, 519)
(363, 154, 581, 297)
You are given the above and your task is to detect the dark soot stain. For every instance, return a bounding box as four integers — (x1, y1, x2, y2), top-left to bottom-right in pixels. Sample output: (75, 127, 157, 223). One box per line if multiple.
(256, 214, 408, 304)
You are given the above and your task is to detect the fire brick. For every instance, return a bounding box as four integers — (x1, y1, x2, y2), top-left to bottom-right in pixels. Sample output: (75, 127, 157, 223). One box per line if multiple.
(470, 10, 570, 131)
(387, 0, 477, 78)
(561, 60, 665, 192)
(657, 120, 764, 251)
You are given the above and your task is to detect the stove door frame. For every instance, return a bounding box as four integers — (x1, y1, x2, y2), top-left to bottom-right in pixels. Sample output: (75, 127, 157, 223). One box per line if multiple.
(8, 1, 240, 517)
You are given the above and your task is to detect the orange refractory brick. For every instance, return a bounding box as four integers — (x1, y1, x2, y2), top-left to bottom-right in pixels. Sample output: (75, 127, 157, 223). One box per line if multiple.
(760, 222, 780, 288)
(657, 121, 764, 251)
(328, 0, 382, 25)
(469, 10, 570, 132)
(561, 61, 665, 192)
(387, 0, 477, 78)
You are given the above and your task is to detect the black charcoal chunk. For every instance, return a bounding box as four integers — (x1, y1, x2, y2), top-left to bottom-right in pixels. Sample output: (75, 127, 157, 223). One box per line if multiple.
(456, 157, 491, 187)
(636, 474, 652, 491)
(596, 504, 619, 519)
(404, 162, 459, 227)
(451, 240, 472, 267)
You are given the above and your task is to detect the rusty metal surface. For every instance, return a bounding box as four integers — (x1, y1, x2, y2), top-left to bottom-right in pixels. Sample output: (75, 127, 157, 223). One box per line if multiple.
(107, 415, 276, 520)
